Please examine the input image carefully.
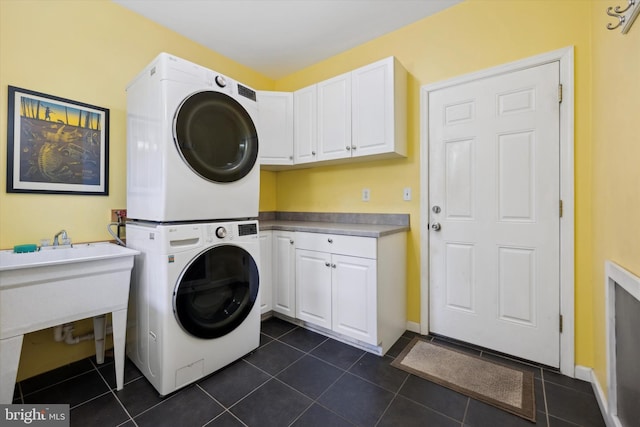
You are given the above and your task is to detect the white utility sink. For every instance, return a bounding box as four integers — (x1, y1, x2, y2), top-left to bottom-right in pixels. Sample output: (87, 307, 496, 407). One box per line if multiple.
(0, 242, 139, 403)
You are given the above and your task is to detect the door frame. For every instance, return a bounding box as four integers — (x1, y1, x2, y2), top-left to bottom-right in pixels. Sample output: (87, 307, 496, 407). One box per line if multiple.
(419, 47, 575, 376)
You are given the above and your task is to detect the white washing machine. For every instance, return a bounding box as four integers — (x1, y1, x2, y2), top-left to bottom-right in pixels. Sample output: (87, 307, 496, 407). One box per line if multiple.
(126, 52, 260, 222)
(125, 219, 260, 396)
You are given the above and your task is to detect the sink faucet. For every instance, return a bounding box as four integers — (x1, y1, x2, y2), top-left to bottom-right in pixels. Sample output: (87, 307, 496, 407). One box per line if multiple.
(53, 230, 68, 246)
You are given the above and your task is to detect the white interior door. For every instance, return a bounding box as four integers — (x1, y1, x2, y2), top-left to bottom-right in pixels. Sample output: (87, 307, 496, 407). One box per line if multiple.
(428, 62, 561, 367)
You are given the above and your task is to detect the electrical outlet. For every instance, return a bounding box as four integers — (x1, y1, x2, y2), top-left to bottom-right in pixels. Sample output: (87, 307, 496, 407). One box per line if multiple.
(403, 187, 412, 201)
(111, 209, 127, 223)
(362, 188, 370, 202)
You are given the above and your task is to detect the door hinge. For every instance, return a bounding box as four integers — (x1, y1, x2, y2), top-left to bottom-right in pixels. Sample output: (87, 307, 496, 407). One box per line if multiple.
(559, 200, 563, 218)
(558, 84, 563, 103)
(559, 314, 563, 333)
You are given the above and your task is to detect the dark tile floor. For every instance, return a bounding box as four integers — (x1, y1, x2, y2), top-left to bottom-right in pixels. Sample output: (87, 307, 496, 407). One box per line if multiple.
(13, 317, 606, 427)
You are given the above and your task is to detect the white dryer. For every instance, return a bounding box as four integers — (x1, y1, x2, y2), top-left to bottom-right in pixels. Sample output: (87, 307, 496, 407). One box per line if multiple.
(126, 53, 260, 222)
(125, 219, 260, 396)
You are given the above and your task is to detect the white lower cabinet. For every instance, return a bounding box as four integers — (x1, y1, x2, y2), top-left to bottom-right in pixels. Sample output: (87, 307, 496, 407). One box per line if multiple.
(294, 231, 405, 354)
(296, 249, 377, 343)
(272, 231, 296, 317)
(262, 226, 406, 355)
(331, 254, 377, 344)
(296, 249, 332, 329)
(259, 231, 273, 314)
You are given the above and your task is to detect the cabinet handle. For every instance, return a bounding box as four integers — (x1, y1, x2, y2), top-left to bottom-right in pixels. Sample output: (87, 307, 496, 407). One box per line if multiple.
(351, 145, 357, 151)
(346, 146, 351, 151)
(331, 264, 336, 268)
(327, 238, 333, 243)
(325, 262, 331, 267)
(312, 151, 316, 156)
(289, 239, 294, 244)
(289, 156, 293, 160)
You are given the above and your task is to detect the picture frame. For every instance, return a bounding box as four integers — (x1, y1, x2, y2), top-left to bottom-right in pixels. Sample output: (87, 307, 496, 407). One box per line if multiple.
(6, 85, 109, 195)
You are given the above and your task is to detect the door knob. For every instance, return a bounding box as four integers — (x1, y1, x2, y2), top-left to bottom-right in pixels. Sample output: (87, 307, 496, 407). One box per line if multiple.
(431, 222, 442, 231)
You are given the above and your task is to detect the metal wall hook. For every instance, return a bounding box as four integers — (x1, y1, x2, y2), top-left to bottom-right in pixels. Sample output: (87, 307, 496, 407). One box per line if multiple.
(614, 0, 635, 14)
(607, 8, 626, 30)
(607, 0, 639, 33)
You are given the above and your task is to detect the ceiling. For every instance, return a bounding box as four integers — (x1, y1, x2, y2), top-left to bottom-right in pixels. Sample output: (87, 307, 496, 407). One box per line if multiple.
(113, 0, 463, 79)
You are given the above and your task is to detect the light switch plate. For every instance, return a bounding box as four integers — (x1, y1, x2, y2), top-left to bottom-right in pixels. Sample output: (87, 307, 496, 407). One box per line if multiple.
(362, 188, 370, 202)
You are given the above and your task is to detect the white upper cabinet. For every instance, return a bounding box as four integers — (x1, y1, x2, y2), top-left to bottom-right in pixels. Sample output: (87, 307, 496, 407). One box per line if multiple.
(257, 91, 294, 166)
(351, 57, 407, 158)
(317, 72, 352, 161)
(258, 56, 407, 169)
(293, 85, 318, 164)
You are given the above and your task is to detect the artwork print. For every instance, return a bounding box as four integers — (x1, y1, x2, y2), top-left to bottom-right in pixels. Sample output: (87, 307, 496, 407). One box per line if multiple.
(6, 86, 109, 195)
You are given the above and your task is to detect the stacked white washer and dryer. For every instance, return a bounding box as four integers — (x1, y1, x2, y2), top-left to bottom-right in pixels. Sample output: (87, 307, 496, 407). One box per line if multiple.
(125, 53, 261, 396)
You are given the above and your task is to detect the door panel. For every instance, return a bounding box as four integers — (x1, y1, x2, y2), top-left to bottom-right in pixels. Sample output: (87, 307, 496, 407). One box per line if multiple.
(317, 73, 351, 161)
(429, 62, 560, 367)
(332, 254, 377, 344)
(296, 249, 332, 329)
(273, 232, 296, 317)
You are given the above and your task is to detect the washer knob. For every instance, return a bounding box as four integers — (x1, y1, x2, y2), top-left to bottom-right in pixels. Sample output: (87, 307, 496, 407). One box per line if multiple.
(215, 75, 227, 88)
(215, 226, 227, 238)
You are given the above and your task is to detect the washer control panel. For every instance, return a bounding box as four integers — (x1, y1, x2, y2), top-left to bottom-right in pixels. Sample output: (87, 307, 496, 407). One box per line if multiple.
(203, 221, 258, 243)
(238, 223, 258, 236)
(215, 226, 227, 239)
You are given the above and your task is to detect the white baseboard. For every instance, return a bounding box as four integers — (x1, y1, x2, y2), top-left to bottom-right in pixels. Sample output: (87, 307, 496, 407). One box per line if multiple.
(406, 321, 420, 334)
(575, 365, 617, 427)
(574, 365, 592, 382)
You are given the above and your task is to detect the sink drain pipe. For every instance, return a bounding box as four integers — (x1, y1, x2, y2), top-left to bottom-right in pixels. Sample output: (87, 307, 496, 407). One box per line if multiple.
(53, 315, 113, 364)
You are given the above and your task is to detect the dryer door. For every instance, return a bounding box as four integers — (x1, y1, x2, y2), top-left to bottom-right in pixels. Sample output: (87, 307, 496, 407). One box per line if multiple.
(173, 245, 259, 339)
(174, 91, 258, 183)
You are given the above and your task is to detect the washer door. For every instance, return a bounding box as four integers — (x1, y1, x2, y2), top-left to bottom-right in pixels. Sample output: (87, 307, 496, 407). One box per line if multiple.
(173, 245, 259, 339)
(174, 91, 258, 183)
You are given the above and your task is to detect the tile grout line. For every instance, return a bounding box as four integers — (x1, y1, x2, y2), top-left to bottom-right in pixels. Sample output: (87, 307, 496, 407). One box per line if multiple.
(280, 329, 367, 426)
(540, 370, 551, 427)
(92, 357, 138, 427)
(461, 397, 471, 426)
(196, 384, 249, 427)
(229, 329, 341, 426)
(19, 368, 96, 400)
(277, 325, 465, 426)
(373, 373, 410, 427)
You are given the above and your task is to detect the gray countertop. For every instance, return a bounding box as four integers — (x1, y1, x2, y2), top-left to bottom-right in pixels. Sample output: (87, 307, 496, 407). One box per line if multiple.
(258, 212, 410, 238)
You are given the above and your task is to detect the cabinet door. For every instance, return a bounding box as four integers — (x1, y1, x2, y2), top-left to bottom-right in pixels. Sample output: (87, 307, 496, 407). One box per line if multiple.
(296, 249, 332, 329)
(272, 231, 296, 317)
(317, 73, 352, 161)
(257, 91, 294, 165)
(351, 57, 407, 158)
(332, 254, 377, 345)
(293, 85, 318, 164)
(258, 231, 273, 314)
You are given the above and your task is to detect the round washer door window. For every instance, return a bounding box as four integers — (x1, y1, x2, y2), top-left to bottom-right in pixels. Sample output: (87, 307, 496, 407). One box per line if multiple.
(174, 91, 258, 183)
(173, 245, 259, 339)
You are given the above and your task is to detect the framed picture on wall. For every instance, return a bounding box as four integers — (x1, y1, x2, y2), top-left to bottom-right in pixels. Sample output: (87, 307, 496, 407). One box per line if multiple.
(6, 85, 109, 195)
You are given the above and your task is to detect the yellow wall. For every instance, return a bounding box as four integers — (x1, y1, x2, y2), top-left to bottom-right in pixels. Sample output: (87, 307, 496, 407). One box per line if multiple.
(275, 0, 595, 366)
(2, 0, 636, 397)
(0, 0, 274, 380)
(590, 1, 640, 391)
